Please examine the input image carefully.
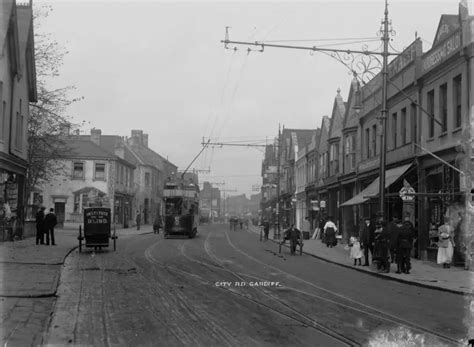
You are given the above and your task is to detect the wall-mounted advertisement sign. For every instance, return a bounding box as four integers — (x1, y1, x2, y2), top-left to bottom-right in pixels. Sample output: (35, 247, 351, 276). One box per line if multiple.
(422, 31, 461, 75)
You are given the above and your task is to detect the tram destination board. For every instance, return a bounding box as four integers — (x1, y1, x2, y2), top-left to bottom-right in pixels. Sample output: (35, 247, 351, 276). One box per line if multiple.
(83, 207, 111, 246)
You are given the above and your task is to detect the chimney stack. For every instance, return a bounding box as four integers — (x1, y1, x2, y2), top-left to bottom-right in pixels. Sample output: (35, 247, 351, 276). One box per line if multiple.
(91, 129, 101, 146)
(131, 129, 143, 146)
(142, 134, 149, 148)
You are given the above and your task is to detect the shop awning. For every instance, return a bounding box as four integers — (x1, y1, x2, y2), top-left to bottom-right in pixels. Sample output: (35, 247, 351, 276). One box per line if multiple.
(339, 163, 412, 207)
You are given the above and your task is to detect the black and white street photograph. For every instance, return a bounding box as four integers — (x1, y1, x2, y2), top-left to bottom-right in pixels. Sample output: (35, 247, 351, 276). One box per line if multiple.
(1, 0, 474, 345)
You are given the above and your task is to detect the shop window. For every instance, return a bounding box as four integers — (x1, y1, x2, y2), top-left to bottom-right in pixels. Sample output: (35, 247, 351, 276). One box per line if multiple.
(94, 163, 106, 180)
(427, 89, 435, 138)
(72, 162, 84, 179)
(453, 75, 462, 129)
(439, 83, 447, 133)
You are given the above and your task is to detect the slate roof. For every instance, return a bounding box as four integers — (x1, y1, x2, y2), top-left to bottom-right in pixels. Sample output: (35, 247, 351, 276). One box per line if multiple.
(318, 116, 331, 151)
(66, 137, 116, 159)
(128, 144, 166, 171)
(343, 78, 361, 130)
(328, 89, 345, 141)
(281, 128, 314, 149)
(99, 135, 138, 166)
(65, 135, 136, 168)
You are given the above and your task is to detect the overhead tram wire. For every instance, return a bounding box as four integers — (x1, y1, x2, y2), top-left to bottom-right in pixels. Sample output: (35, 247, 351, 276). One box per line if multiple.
(259, 36, 380, 43)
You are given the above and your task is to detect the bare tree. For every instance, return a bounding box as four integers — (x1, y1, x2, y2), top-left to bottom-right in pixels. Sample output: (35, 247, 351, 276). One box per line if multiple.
(26, 6, 84, 200)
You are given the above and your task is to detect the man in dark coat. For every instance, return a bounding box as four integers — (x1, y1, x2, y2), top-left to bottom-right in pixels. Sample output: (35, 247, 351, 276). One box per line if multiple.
(360, 217, 375, 266)
(286, 225, 302, 255)
(35, 206, 46, 245)
(388, 216, 402, 266)
(373, 220, 390, 273)
(396, 218, 415, 274)
(263, 220, 270, 241)
(43, 208, 58, 246)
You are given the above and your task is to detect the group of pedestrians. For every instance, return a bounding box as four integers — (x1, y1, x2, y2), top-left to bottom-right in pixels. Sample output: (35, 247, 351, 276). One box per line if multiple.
(35, 207, 58, 245)
(357, 215, 415, 274)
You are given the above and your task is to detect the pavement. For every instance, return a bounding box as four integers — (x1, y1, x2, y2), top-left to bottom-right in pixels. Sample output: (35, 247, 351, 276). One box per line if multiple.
(0, 225, 155, 298)
(247, 225, 474, 296)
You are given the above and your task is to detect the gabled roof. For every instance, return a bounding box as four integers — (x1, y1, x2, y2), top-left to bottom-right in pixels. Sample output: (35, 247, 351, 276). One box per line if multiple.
(318, 116, 330, 152)
(281, 128, 314, 149)
(343, 78, 361, 130)
(432, 14, 459, 46)
(128, 143, 168, 172)
(328, 89, 345, 141)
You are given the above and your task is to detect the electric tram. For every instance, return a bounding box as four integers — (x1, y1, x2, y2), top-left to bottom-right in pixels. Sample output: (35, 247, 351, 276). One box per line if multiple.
(162, 179, 199, 238)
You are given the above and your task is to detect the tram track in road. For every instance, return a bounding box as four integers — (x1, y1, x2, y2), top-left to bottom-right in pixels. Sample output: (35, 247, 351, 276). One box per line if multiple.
(144, 240, 356, 347)
(176, 227, 464, 346)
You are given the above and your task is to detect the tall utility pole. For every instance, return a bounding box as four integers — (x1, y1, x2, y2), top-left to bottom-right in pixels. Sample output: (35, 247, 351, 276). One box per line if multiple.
(276, 124, 281, 238)
(377, 2, 390, 222)
(221, 0, 395, 223)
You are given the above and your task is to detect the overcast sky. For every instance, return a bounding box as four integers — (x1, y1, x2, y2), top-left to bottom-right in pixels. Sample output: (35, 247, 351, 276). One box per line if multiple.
(36, 0, 463, 197)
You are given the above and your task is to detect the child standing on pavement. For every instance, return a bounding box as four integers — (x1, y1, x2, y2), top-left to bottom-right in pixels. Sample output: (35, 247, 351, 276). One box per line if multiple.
(349, 236, 363, 266)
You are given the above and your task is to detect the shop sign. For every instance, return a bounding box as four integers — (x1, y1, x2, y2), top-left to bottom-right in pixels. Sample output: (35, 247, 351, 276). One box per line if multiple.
(399, 187, 415, 201)
(399, 179, 415, 201)
(387, 40, 419, 78)
(422, 31, 461, 74)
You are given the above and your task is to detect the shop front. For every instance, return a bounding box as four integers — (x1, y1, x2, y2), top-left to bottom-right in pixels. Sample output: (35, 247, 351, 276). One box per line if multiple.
(419, 161, 463, 263)
(0, 168, 26, 241)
